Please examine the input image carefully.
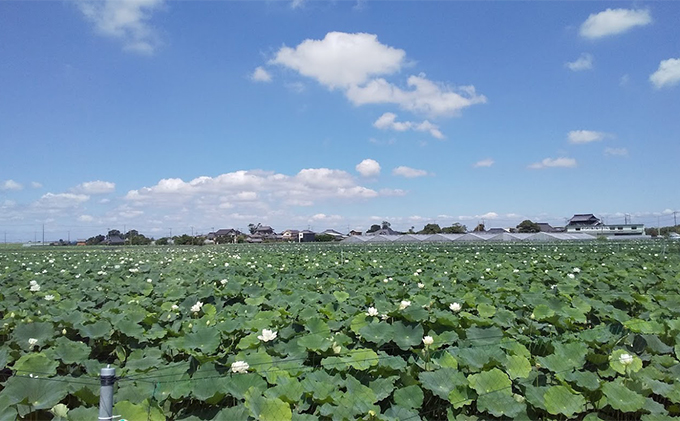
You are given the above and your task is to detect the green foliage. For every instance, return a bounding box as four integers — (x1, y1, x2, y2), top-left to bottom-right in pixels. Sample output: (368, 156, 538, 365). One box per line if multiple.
(516, 219, 541, 233)
(0, 242, 678, 419)
(418, 223, 442, 234)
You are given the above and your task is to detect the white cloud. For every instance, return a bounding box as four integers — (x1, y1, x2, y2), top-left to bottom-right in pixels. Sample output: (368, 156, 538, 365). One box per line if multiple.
(458, 212, 500, 221)
(379, 188, 407, 196)
(269, 32, 486, 118)
(31, 182, 43, 189)
(392, 166, 430, 178)
(347, 75, 486, 117)
(310, 213, 342, 222)
(649, 58, 680, 89)
(355, 159, 381, 177)
(75, 0, 164, 54)
(1, 180, 23, 191)
(251, 66, 272, 83)
(604, 147, 628, 157)
(528, 157, 577, 169)
(580, 8, 652, 39)
(270, 32, 405, 89)
(290, 0, 306, 9)
(619, 74, 630, 86)
(373, 112, 444, 139)
(34, 193, 90, 208)
(78, 214, 94, 222)
(566, 53, 593, 71)
(72, 180, 116, 194)
(473, 158, 494, 168)
(568, 130, 608, 144)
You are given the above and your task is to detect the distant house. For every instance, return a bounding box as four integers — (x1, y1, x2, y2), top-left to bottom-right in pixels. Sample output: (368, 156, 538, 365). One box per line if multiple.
(565, 213, 643, 236)
(255, 226, 275, 236)
(76, 239, 87, 246)
(536, 223, 556, 233)
(368, 227, 400, 236)
(298, 230, 316, 242)
(104, 235, 125, 246)
(349, 230, 362, 236)
(321, 229, 345, 240)
(486, 228, 509, 234)
(281, 229, 300, 241)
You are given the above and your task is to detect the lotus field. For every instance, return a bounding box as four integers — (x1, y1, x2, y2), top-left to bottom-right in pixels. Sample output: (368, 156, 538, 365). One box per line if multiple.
(1, 242, 679, 420)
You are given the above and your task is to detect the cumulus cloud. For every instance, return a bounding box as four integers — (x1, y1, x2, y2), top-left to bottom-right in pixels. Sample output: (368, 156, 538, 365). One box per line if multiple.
(392, 166, 430, 178)
(528, 157, 577, 169)
(580, 8, 651, 39)
(649, 58, 680, 89)
(34, 193, 90, 208)
(1, 180, 23, 191)
(568, 130, 608, 144)
(72, 180, 116, 194)
(604, 147, 628, 157)
(473, 158, 494, 168)
(355, 159, 381, 177)
(270, 32, 405, 89)
(251, 66, 272, 82)
(373, 112, 444, 139)
(269, 32, 486, 118)
(31, 182, 43, 189)
(458, 212, 500, 221)
(310, 213, 342, 222)
(75, 0, 165, 54)
(78, 214, 94, 222)
(566, 53, 593, 71)
(347, 75, 486, 117)
(124, 168, 398, 212)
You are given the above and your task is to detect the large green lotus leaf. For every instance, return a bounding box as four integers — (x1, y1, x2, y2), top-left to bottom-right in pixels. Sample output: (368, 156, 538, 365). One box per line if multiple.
(561, 370, 601, 391)
(297, 333, 331, 352)
(543, 386, 586, 417)
(113, 399, 165, 421)
(419, 368, 467, 400)
(393, 385, 423, 409)
(609, 349, 642, 375)
(77, 320, 111, 339)
(476, 391, 525, 418)
(359, 322, 393, 346)
(468, 368, 512, 395)
(264, 376, 304, 403)
(376, 351, 407, 372)
(346, 348, 379, 370)
(391, 321, 424, 350)
(434, 351, 458, 369)
(501, 341, 531, 358)
(453, 345, 505, 371)
(524, 385, 548, 411)
(156, 378, 192, 401)
(0, 348, 9, 370)
(477, 303, 496, 318)
(625, 319, 665, 335)
(12, 322, 54, 350)
(116, 382, 157, 405)
(116, 319, 145, 339)
(384, 405, 421, 421)
(0, 399, 17, 421)
(304, 317, 330, 335)
(236, 350, 273, 375)
(532, 304, 555, 320)
(333, 291, 350, 302)
(223, 373, 267, 400)
(369, 376, 398, 401)
(183, 327, 220, 354)
(505, 355, 532, 379)
(464, 326, 504, 346)
(11, 353, 59, 376)
(0, 375, 68, 410)
(60, 406, 97, 421)
(448, 386, 474, 409)
(46, 337, 91, 364)
(538, 342, 587, 373)
(245, 392, 292, 421)
(602, 379, 646, 412)
(300, 370, 340, 401)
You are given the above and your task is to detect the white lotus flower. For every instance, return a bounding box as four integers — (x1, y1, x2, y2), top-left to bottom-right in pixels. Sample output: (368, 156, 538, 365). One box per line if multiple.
(567, 273, 575, 279)
(28, 338, 38, 347)
(220, 279, 228, 285)
(422, 336, 434, 346)
(450, 302, 462, 312)
(230, 360, 249, 373)
(417, 283, 425, 289)
(257, 329, 278, 342)
(572, 267, 581, 273)
(44, 294, 54, 301)
(171, 304, 179, 310)
(399, 300, 411, 310)
(619, 353, 634, 366)
(191, 301, 204, 313)
(366, 307, 379, 317)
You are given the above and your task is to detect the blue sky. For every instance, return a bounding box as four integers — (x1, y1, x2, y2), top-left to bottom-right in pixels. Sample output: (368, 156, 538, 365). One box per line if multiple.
(1, 1, 679, 241)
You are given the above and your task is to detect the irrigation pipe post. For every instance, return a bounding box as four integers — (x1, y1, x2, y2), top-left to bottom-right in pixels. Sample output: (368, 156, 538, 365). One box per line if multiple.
(98, 365, 116, 421)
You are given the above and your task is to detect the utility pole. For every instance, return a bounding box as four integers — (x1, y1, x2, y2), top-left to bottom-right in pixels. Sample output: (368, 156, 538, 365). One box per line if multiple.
(42, 224, 44, 244)
(191, 226, 194, 236)
(674, 211, 677, 227)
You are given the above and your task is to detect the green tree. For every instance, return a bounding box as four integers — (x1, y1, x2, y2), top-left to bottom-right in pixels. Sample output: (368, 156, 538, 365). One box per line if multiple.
(315, 234, 335, 242)
(516, 220, 541, 233)
(645, 227, 659, 237)
(381, 221, 391, 230)
(367, 224, 381, 233)
(86, 235, 105, 245)
(155, 237, 169, 246)
(442, 223, 467, 234)
(473, 223, 485, 232)
(419, 224, 442, 234)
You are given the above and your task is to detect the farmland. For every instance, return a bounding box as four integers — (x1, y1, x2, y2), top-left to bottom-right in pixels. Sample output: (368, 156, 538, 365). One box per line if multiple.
(1, 242, 679, 420)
